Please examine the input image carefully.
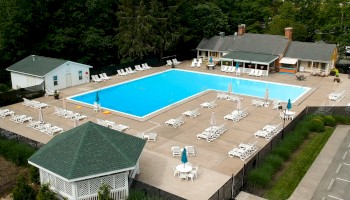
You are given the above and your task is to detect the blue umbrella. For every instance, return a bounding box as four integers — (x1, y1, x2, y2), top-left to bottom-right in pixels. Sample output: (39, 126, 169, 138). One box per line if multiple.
(209, 57, 213, 64)
(287, 99, 292, 110)
(181, 148, 188, 167)
(236, 62, 239, 70)
(95, 91, 100, 103)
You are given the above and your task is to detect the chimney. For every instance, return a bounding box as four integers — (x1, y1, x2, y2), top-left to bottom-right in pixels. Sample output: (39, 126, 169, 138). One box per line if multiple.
(32, 55, 36, 61)
(238, 24, 246, 36)
(219, 32, 225, 39)
(285, 27, 293, 41)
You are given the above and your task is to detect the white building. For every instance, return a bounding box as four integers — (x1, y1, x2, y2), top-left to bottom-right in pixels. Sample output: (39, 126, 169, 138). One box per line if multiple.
(28, 122, 146, 200)
(6, 55, 92, 90)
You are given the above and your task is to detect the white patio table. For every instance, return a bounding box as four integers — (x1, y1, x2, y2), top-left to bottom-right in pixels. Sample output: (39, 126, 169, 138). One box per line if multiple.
(176, 164, 192, 173)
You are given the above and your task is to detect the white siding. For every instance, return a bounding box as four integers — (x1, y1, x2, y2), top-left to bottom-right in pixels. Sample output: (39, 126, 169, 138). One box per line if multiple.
(45, 62, 91, 90)
(10, 72, 43, 90)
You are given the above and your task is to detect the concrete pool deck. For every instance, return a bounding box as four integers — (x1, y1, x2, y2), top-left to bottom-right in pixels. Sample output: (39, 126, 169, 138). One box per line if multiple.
(0, 61, 349, 199)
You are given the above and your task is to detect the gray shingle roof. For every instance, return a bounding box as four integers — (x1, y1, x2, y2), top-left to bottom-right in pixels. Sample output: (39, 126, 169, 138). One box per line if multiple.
(230, 33, 289, 55)
(6, 55, 68, 77)
(197, 35, 235, 52)
(223, 51, 279, 64)
(28, 122, 146, 181)
(284, 41, 337, 62)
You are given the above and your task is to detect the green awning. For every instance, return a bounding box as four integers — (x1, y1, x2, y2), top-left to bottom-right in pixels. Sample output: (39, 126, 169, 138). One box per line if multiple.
(222, 51, 279, 65)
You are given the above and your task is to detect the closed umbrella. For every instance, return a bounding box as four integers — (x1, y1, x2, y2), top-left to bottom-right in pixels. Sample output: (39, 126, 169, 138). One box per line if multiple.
(287, 99, 292, 110)
(210, 112, 216, 132)
(264, 86, 269, 104)
(74, 119, 79, 128)
(181, 148, 188, 167)
(209, 56, 213, 64)
(95, 91, 100, 104)
(228, 82, 232, 95)
(38, 109, 44, 122)
(237, 98, 242, 111)
(62, 97, 66, 109)
(236, 62, 239, 70)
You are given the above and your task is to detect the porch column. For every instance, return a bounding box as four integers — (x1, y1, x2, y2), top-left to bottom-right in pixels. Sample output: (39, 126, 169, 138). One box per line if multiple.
(197, 50, 199, 59)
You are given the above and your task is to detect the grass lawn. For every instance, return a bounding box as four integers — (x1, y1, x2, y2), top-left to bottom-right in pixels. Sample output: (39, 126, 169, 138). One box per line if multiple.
(264, 127, 334, 199)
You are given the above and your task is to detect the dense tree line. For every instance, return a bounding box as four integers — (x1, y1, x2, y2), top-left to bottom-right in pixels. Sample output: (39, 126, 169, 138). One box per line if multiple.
(1, 0, 350, 84)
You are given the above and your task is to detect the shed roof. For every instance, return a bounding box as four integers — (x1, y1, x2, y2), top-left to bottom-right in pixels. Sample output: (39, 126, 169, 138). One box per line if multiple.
(28, 122, 146, 181)
(6, 55, 68, 77)
(284, 41, 337, 62)
(231, 33, 289, 55)
(197, 35, 235, 52)
(222, 51, 279, 64)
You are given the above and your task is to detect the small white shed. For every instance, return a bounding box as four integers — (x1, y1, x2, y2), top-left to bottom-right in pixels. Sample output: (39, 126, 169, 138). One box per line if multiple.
(6, 55, 92, 90)
(28, 122, 146, 200)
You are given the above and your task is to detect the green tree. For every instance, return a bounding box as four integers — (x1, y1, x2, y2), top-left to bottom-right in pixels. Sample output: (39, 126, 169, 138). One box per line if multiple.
(36, 183, 59, 200)
(12, 175, 36, 200)
(98, 184, 113, 200)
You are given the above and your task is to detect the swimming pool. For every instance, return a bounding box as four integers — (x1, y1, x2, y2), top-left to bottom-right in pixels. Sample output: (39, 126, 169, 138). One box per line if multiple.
(69, 69, 310, 118)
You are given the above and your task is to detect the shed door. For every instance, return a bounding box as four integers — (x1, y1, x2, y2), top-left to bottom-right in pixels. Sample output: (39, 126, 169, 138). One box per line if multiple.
(66, 73, 72, 87)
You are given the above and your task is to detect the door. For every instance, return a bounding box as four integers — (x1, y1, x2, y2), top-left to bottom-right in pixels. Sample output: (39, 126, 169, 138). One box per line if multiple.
(66, 73, 72, 87)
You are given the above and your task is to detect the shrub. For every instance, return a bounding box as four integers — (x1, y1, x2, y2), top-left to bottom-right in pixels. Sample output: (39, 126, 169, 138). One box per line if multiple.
(29, 166, 40, 184)
(36, 183, 59, 200)
(264, 155, 283, 171)
(247, 163, 274, 188)
(0, 136, 37, 166)
(128, 190, 164, 200)
(333, 115, 350, 124)
(323, 115, 336, 127)
(271, 145, 291, 161)
(12, 175, 36, 200)
(309, 118, 325, 132)
(98, 184, 113, 200)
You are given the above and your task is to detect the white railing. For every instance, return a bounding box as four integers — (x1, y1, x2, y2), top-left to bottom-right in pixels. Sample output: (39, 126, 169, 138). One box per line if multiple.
(77, 188, 128, 200)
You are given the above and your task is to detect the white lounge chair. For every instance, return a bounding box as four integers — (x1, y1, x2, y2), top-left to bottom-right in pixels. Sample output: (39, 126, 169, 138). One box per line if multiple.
(93, 102, 101, 112)
(17, 116, 32, 124)
(191, 61, 196, 67)
(91, 75, 102, 82)
(111, 123, 129, 132)
(185, 146, 196, 156)
(126, 67, 137, 74)
(254, 130, 272, 140)
(171, 146, 181, 156)
(248, 69, 256, 76)
(165, 116, 184, 128)
(182, 108, 200, 118)
(141, 64, 149, 70)
(120, 69, 129, 75)
(196, 62, 201, 67)
(200, 99, 217, 109)
(227, 66, 235, 73)
(0, 109, 14, 118)
(172, 58, 181, 65)
(227, 95, 242, 102)
(143, 133, 157, 141)
(217, 92, 229, 100)
(272, 99, 281, 110)
(256, 69, 263, 77)
(328, 91, 345, 102)
(145, 63, 152, 69)
(117, 70, 127, 76)
(166, 60, 173, 66)
(101, 73, 111, 80)
(45, 88, 55, 97)
(221, 66, 228, 72)
(228, 148, 248, 161)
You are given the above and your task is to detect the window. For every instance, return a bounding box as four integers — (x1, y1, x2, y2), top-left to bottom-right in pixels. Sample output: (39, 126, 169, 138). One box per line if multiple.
(79, 71, 82, 80)
(53, 76, 58, 86)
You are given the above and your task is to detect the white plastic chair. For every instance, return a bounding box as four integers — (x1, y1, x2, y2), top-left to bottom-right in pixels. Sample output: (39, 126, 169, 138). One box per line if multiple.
(171, 146, 181, 156)
(185, 146, 196, 156)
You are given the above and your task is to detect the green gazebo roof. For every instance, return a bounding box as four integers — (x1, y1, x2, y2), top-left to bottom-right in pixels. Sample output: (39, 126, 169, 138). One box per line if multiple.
(28, 122, 146, 181)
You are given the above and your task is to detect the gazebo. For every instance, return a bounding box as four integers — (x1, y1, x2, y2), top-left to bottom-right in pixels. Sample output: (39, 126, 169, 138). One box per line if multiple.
(28, 122, 146, 200)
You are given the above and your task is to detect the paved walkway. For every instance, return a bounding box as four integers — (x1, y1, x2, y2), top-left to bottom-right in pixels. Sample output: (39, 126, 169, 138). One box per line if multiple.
(0, 61, 350, 199)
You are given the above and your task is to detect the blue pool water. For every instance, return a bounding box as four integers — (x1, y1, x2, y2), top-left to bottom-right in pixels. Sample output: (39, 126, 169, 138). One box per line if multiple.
(69, 69, 310, 118)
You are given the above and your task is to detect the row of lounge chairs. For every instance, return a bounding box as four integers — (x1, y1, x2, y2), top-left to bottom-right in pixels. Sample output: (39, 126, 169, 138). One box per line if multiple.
(248, 69, 263, 77)
(0, 109, 15, 118)
(328, 90, 345, 102)
(91, 73, 111, 82)
(251, 99, 269, 107)
(171, 146, 196, 157)
(53, 107, 87, 121)
(166, 59, 181, 66)
(224, 108, 248, 122)
(190, 58, 202, 67)
(254, 123, 282, 140)
(221, 66, 241, 76)
(216, 92, 243, 102)
(27, 120, 64, 136)
(10, 114, 32, 124)
(23, 98, 48, 109)
(165, 116, 185, 128)
(196, 123, 227, 142)
(228, 142, 259, 161)
(96, 119, 129, 132)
